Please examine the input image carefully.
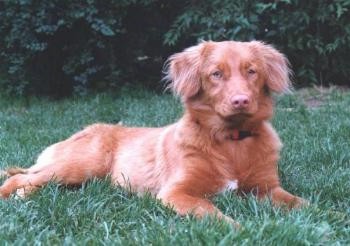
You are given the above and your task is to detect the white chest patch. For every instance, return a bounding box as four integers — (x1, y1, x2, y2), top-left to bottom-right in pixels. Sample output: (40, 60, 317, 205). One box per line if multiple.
(221, 180, 238, 193)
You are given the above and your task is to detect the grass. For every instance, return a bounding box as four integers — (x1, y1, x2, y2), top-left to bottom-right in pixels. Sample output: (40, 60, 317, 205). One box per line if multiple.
(0, 87, 349, 245)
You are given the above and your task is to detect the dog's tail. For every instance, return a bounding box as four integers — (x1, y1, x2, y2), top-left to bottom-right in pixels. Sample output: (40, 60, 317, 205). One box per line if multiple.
(0, 167, 28, 178)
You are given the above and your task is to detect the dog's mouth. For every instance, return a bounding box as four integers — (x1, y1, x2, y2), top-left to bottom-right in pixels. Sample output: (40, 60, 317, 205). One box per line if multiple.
(219, 111, 252, 123)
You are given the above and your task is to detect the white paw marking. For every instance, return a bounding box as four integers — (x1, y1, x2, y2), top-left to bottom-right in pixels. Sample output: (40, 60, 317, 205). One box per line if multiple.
(221, 180, 238, 193)
(15, 188, 26, 199)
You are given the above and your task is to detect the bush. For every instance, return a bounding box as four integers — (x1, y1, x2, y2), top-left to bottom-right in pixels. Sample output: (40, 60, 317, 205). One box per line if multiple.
(0, 0, 349, 96)
(165, 0, 350, 87)
(0, 0, 180, 96)
(0, 0, 123, 96)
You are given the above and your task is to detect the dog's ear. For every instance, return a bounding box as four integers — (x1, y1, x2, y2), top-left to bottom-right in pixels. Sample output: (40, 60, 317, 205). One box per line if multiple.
(250, 41, 292, 94)
(164, 42, 208, 99)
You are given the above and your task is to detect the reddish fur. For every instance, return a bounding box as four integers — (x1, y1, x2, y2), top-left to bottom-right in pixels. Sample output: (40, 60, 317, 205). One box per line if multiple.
(0, 41, 307, 225)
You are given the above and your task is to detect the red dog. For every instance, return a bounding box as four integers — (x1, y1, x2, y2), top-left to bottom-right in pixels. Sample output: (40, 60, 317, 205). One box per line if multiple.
(0, 41, 307, 226)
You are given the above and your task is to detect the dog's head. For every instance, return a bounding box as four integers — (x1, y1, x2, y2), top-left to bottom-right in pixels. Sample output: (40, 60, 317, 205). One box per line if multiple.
(165, 41, 291, 124)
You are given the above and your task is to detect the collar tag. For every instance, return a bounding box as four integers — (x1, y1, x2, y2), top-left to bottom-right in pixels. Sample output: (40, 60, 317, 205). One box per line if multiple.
(229, 129, 254, 141)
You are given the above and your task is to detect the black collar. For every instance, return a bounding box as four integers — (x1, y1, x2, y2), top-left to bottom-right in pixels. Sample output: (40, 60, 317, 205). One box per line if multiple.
(227, 129, 255, 141)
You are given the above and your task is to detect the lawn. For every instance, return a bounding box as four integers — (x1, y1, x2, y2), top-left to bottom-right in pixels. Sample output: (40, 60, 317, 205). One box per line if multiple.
(0, 87, 349, 245)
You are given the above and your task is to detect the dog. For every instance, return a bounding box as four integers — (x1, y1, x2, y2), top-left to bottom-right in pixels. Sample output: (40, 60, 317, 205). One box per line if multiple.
(0, 41, 307, 226)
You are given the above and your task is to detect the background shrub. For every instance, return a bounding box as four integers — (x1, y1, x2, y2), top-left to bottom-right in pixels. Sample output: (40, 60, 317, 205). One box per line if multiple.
(0, 0, 182, 96)
(165, 0, 350, 87)
(0, 0, 349, 96)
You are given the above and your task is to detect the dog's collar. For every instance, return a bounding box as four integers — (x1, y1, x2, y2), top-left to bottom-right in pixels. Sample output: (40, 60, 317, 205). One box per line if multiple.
(227, 129, 255, 141)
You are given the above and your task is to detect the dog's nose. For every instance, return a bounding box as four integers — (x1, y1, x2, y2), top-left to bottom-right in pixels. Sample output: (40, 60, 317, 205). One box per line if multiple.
(231, 95, 250, 109)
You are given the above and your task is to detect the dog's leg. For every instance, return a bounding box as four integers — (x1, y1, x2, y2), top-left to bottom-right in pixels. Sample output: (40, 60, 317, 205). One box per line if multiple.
(0, 161, 106, 199)
(0, 172, 51, 198)
(268, 186, 309, 208)
(0, 161, 107, 198)
(0, 151, 113, 199)
(1, 125, 117, 199)
(158, 190, 240, 228)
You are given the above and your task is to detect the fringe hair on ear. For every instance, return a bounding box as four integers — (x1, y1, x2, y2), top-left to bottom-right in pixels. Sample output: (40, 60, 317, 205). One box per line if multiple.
(163, 42, 209, 99)
(249, 41, 292, 94)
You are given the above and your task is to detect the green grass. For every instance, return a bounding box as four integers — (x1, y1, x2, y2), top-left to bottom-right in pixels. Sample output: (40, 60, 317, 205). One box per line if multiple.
(0, 87, 349, 245)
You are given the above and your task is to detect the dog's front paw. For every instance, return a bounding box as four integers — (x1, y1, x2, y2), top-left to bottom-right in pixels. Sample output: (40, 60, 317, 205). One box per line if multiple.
(0, 188, 7, 199)
(0, 170, 8, 178)
(222, 215, 241, 229)
(292, 197, 310, 208)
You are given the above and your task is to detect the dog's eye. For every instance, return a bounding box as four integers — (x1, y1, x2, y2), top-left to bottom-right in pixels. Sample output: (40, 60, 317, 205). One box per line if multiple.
(247, 69, 256, 75)
(212, 71, 223, 79)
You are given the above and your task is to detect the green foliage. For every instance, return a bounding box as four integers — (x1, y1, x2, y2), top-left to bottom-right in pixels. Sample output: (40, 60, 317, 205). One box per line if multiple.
(0, 88, 349, 244)
(0, 0, 124, 95)
(165, 0, 350, 86)
(0, 0, 349, 96)
(0, 0, 173, 96)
